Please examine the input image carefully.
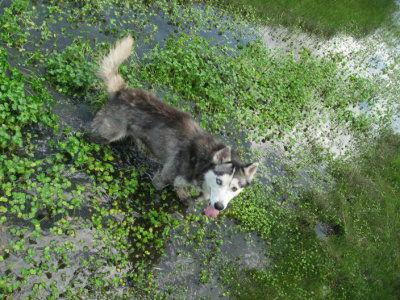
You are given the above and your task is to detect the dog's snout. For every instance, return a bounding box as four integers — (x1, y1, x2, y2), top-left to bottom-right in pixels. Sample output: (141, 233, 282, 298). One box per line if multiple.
(214, 202, 224, 211)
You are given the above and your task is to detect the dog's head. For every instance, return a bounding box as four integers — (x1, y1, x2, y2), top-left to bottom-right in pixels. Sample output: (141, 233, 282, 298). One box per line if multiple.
(203, 147, 258, 212)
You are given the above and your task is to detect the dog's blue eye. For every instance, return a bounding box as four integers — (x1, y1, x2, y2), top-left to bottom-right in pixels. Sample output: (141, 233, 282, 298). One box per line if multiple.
(216, 178, 222, 185)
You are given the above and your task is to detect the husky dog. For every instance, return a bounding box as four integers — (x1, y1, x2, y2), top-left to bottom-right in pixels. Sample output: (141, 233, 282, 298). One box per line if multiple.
(90, 36, 258, 216)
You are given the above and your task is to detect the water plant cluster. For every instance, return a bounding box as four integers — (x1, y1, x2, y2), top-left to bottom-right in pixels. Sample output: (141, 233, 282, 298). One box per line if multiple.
(206, 0, 397, 37)
(138, 35, 375, 141)
(226, 133, 400, 299)
(0, 41, 181, 297)
(0, 0, 398, 298)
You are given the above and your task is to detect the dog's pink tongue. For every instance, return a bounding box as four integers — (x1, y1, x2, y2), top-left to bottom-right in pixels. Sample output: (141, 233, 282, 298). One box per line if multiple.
(204, 205, 220, 218)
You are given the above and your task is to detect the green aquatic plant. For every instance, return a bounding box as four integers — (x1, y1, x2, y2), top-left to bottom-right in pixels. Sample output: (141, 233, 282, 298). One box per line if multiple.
(203, 0, 397, 37)
(139, 34, 375, 140)
(226, 134, 400, 299)
(0, 38, 179, 297)
(45, 40, 98, 98)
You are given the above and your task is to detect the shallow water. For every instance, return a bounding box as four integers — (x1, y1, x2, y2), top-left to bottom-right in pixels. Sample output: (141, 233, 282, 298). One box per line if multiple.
(258, 12, 400, 159)
(154, 218, 267, 298)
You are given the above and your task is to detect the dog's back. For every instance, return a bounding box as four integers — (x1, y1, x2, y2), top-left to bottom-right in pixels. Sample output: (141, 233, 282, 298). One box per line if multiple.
(90, 36, 205, 163)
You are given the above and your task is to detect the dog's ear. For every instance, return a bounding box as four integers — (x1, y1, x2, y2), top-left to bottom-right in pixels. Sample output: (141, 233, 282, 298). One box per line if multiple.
(244, 163, 258, 182)
(213, 147, 231, 164)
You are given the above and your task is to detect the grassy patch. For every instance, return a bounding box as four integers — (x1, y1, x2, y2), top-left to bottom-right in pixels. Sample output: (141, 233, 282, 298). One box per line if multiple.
(207, 0, 397, 37)
(135, 34, 375, 141)
(226, 134, 400, 299)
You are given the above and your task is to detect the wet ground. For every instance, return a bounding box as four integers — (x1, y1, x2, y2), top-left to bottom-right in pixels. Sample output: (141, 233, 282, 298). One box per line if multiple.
(1, 0, 399, 298)
(153, 218, 267, 299)
(257, 1, 400, 159)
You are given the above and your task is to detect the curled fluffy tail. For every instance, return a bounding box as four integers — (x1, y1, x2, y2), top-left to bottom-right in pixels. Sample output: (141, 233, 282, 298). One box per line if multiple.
(99, 35, 133, 94)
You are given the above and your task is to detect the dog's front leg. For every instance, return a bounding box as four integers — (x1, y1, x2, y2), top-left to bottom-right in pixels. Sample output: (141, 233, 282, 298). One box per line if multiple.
(173, 176, 191, 202)
(152, 159, 177, 190)
(195, 192, 210, 203)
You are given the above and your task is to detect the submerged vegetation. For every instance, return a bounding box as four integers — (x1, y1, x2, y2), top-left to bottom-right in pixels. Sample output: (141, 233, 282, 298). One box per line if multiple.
(0, 0, 398, 298)
(212, 0, 397, 37)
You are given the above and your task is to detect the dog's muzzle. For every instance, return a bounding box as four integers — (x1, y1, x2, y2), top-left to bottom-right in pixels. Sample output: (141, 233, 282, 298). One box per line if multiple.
(214, 202, 224, 211)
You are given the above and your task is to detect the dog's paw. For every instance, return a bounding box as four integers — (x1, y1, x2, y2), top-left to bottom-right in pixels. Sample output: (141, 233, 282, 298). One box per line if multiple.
(175, 187, 191, 201)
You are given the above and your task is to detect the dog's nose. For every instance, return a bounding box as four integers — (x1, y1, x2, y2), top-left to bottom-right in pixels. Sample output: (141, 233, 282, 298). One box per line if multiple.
(214, 202, 224, 211)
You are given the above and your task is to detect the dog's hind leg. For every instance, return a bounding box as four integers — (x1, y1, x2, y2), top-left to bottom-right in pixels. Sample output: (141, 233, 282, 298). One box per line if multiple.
(152, 170, 168, 190)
